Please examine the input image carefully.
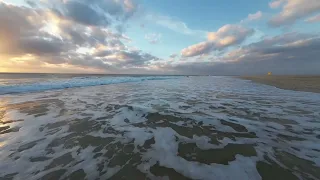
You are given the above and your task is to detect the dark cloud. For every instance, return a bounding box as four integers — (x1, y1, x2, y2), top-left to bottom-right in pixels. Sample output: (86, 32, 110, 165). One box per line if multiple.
(0, 3, 37, 40)
(50, 0, 137, 29)
(94, 50, 113, 57)
(248, 32, 314, 48)
(0, 3, 59, 55)
(25, 0, 37, 7)
(63, 1, 109, 26)
(60, 24, 88, 45)
(18, 37, 68, 56)
(66, 54, 111, 69)
(56, 23, 127, 49)
(112, 51, 160, 67)
(0, 3, 73, 58)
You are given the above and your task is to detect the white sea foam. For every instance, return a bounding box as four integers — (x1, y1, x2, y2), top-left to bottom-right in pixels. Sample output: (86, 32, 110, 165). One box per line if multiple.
(140, 127, 262, 180)
(0, 76, 176, 95)
(0, 76, 319, 179)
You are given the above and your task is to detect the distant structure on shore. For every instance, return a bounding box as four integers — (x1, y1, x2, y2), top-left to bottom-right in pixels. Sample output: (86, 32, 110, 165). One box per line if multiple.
(267, 72, 272, 76)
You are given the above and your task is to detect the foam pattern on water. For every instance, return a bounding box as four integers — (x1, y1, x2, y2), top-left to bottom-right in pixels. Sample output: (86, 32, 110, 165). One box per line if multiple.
(0, 76, 319, 180)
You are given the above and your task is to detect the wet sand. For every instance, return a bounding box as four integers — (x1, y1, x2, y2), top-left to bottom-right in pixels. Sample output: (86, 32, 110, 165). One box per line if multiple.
(240, 75, 320, 93)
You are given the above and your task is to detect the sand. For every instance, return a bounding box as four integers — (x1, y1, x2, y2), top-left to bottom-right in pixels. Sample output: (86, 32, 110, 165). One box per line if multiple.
(240, 75, 320, 93)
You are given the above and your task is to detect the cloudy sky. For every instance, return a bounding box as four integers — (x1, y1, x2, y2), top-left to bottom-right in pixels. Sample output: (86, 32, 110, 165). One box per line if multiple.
(0, 0, 320, 75)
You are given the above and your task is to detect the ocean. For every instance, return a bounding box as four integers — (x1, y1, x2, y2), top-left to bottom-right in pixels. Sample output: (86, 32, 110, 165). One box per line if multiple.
(0, 74, 319, 179)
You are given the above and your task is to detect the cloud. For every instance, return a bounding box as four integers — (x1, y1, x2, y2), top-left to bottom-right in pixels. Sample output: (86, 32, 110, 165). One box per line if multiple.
(0, 3, 63, 55)
(0, 3, 38, 37)
(86, 0, 137, 21)
(248, 11, 263, 21)
(25, 0, 37, 7)
(169, 54, 178, 58)
(104, 50, 159, 68)
(145, 33, 162, 44)
(305, 14, 320, 23)
(207, 24, 254, 46)
(241, 11, 263, 23)
(269, 0, 283, 9)
(1, 1, 319, 75)
(269, 0, 320, 27)
(0, 2, 158, 73)
(181, 24, 254, 57)
(39, 0, 138, 30)
(18, 38, 68, 57)
(64, 53, 111, 69)
(63, 1, 110, 26)
(93, 49, 113, 57)
(181, 42, 213, 57)
(165, 33, 320, 75)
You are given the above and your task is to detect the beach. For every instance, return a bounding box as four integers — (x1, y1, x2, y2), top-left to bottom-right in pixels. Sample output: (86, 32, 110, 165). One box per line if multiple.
(0, 75, 320, 179)
(1, 0, 320, 178)
(240, 75, 320, 93)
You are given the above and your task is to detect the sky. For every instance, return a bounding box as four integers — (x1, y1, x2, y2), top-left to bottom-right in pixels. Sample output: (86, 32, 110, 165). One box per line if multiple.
(0, 0, 320, 75)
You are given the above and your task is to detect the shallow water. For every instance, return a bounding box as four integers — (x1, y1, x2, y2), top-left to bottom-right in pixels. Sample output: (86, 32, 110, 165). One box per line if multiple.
(0, 76, 319, 180)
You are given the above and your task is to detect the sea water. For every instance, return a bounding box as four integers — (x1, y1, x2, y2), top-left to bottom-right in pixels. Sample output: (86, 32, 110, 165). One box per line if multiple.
(0, 75, 319, 179)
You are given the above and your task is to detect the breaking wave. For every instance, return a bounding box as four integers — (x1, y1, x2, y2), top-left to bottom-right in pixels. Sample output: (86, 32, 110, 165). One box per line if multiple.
(0, 76, 176, 95)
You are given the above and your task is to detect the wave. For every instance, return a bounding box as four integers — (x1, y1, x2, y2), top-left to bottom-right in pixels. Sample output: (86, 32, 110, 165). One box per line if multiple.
(0, 76, 176, 95)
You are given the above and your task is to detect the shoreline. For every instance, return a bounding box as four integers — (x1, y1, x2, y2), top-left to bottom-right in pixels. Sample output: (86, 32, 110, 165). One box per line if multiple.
(240, 75, 320, 93)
